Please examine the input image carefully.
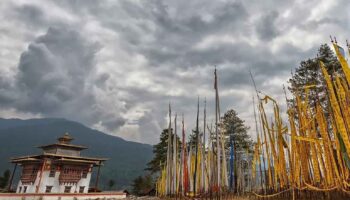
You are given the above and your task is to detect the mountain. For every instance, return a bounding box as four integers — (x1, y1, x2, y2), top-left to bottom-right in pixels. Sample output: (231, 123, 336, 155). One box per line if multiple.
(0, 118, 153, 190)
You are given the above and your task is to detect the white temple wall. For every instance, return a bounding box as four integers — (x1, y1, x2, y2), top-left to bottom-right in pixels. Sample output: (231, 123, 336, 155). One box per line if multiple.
(16, 171, 42, 194)
(17, 170, 92, 194)
(58, 182, 77, 193)
(16, 180, 37, 193)
(55, 148, 80, 156)
(38, 171, 60, 193)
(76, 172, 92, 193)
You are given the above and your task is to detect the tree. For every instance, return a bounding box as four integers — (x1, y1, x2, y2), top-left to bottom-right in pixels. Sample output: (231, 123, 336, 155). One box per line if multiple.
(131, 174, 153, 196)
(108, 179, 115, 190)
(187, 129, 201, 148)
(288, 44, 341, 115)
(0, 170, 10, 189)
(220, 109, 253, 151)
(146, 128, 181, 174)
(220, 109, 252, 193)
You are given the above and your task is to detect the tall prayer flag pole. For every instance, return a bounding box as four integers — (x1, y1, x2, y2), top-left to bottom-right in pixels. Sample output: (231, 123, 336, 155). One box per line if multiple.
(214, 67, 221, 192)
(193, 97, 200, 195)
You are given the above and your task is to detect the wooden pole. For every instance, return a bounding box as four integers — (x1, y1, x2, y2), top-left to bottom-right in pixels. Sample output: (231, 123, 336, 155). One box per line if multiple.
(253, 95, 264, 191)
(36, 160, 46, 193)
(214, 67, 221, 194)
(193, 97, 200, 195)
(7, 163, 17, 192)
(166, 104, 172, 195)
(249, 70, 267, 194)
(173, 114, 177, 194)
(182, 114, 187, 195)
(203, 98, 207, 193)
(95, 161, 102, 190)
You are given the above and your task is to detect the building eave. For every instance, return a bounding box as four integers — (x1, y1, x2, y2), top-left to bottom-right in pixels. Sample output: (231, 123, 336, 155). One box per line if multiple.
(37, 143, 88, 150)
(11, 157, 41, 163)
(43, 153, 108, 161)
(55, 158, 104, 166)
(11, 153, 108, 164)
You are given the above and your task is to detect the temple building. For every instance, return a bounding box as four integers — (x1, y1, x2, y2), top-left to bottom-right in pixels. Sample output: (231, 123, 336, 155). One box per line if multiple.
(9, 133, 107, 194)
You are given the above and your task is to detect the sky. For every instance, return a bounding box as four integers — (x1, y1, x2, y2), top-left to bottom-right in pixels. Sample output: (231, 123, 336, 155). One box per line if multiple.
(0, 0, 349, 144)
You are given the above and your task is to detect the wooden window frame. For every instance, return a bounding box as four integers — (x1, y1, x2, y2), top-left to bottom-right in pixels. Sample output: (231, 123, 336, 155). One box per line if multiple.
(64, 186, 71, 193)
(82, 170, 88, 178)
(79, 186, 85, 193)
(45, 186, 53, 193)
(49, 168, 56, 177)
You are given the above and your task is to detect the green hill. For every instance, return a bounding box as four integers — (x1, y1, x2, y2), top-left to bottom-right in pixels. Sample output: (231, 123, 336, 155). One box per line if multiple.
(0, 118, 153, 190)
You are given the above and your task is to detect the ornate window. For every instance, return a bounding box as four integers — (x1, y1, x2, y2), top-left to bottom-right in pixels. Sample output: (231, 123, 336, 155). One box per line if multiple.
(49, 167, 56, 177)
(79, 186, 85, 193)
(59, 166, 83, 183)
(64, 186, 71, 193)
(21, 165, 39, 184)
(45, 186, 53, 193)
(82, 170, 88, 178)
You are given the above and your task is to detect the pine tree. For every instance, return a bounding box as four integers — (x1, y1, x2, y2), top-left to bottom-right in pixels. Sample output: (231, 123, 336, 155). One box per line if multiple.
(288, 44, 341, 114)
(219, 109, 252, 193)
(187, 129, 201, 148)
(146, 128, 181, 174)
(108, 179, 115, 190)
(220, 109, 252, 151)
(131, 175, 154, 195)
(0, 170, 10, 189)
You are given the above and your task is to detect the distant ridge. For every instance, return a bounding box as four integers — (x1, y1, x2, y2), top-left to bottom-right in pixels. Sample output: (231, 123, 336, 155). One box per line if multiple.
(0, 118, 153, 190)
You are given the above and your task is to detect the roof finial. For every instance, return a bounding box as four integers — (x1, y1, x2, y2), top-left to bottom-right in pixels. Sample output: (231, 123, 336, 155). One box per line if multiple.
(58, 132, 73, 144)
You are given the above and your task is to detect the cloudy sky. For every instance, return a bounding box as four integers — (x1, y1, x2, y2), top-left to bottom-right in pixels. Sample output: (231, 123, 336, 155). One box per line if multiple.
(0, 0, 349, 144)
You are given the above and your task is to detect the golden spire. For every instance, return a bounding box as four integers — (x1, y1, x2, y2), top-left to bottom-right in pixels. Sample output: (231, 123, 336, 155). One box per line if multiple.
(58, 132, 74, 144)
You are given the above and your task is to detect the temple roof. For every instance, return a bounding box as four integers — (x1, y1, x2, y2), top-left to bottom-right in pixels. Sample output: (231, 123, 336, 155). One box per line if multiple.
(38, 143, 87, 150)
(58, 132, 74, 144)
(36, 132, 87, 150)
(11, 153, 108, 165)
(11, 133, 108, 165)
(10, 157, 40, 163)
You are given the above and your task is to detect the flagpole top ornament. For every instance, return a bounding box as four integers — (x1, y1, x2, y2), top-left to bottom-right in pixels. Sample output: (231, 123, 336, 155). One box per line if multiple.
(330, 35, 333, 42)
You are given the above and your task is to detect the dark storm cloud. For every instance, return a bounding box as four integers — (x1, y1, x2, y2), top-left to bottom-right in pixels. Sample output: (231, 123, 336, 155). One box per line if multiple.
(255, 11, 280, 41)
(0, 26, 126, 131)
(129, 1, 249, 67)
(299, 17, 343, 31)
(1, 0, 349, 143)
(15, 5, 45, 26)
(7, 3, 69, 31)
(15, 27, 98, 112)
